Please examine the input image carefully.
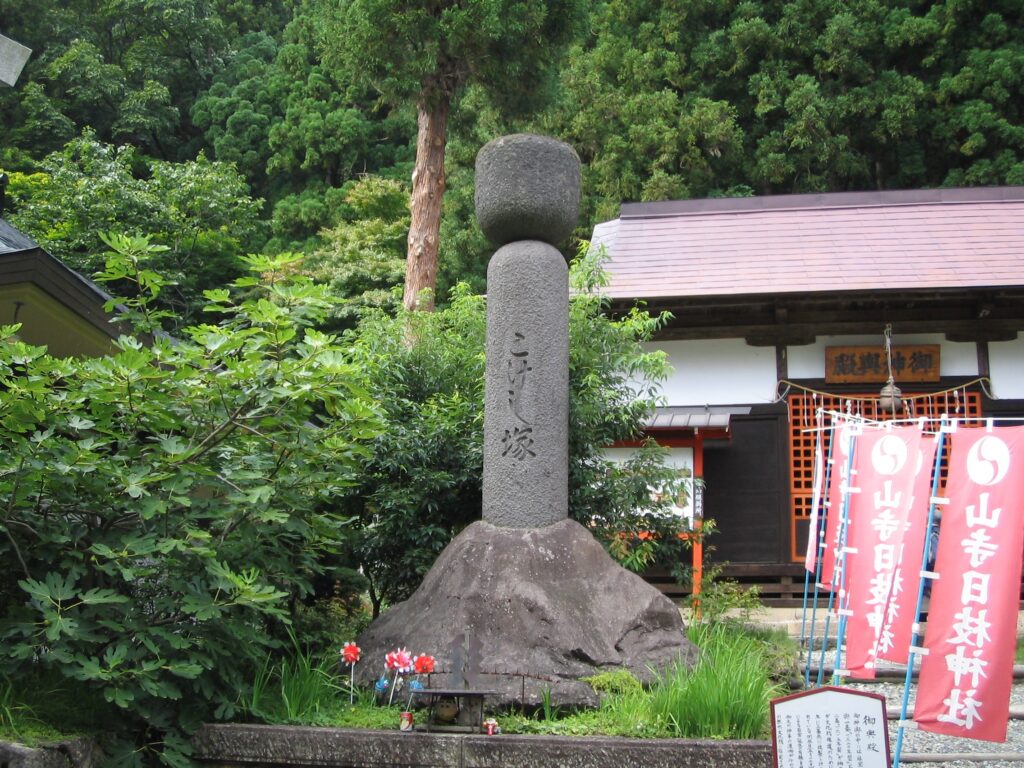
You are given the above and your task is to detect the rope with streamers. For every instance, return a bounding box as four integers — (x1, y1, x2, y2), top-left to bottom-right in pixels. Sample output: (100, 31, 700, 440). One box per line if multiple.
(774, 376, 997, 405)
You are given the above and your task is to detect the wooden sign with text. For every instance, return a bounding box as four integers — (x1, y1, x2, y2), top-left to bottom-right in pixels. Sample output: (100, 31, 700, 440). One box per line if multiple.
(825, 345, 940, 384)
(771, 687, 890, 768)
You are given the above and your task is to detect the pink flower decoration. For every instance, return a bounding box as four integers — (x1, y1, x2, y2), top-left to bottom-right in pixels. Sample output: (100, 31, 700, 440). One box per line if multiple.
(341, 642, 361, 665)
(413, 654, 436, 675)
(385, 647, 412, 673)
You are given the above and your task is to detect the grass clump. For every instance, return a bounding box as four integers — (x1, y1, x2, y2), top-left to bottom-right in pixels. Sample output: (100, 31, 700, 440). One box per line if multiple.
(648, 622, 785, 739)
(505, 621, 788, 740)
(243, 635, 343, 725)
(582, 668, 644, 696)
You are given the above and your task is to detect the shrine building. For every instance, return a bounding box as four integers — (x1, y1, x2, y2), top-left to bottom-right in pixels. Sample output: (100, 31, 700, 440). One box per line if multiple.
(591, 186, 1024, 604)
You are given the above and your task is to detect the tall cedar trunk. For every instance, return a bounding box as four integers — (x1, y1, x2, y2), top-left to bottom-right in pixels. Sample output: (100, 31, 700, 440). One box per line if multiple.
(404, 96, 450, 312)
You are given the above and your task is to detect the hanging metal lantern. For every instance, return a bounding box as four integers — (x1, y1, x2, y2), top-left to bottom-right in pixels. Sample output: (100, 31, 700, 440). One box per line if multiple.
(879, 377, 903, 413)
(878, 323, 903, 414)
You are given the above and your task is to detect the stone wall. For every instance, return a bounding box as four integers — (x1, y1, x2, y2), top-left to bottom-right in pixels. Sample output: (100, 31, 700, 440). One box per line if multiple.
(191, 723, 772, 768)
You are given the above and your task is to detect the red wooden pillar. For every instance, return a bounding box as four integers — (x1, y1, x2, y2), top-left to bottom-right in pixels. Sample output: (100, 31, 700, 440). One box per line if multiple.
(694, 434, 705, 615)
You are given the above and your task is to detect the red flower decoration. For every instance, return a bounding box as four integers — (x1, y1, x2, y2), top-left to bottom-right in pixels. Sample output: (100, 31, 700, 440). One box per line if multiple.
(413, 654, 436, 675)
(385, 647, 412, 673)
(341, 641, 360, 665)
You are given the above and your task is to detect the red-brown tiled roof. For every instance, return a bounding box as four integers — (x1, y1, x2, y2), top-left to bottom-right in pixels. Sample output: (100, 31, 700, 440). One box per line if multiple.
(590, 187, 1024, 300)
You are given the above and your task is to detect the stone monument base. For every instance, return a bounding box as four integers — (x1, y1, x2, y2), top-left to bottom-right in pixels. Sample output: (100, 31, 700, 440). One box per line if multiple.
(355, 519, 698, 709)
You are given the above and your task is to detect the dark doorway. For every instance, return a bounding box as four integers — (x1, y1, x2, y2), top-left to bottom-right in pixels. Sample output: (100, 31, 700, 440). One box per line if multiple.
(702, 412, 789, 564)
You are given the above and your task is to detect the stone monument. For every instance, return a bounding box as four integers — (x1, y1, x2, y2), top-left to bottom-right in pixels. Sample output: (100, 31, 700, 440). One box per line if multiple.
(478, 134, 574, 528)
(355, 134, 696, 708)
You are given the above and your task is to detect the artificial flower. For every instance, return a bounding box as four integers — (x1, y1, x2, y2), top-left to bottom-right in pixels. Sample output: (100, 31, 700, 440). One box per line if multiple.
(341, 641, 361, 665)
(413, 654, 436, 675)
(385, 647, 413, 673)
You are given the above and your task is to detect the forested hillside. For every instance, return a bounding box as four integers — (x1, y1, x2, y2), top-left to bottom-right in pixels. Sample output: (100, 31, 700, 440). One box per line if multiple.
(2, 0, 1023, 320)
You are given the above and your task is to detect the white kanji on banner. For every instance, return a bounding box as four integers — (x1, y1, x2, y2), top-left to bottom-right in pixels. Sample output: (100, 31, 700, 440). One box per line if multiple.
(821, 419, 856, 590)
(843, 425, 933, 678)
(914, 426, 1024, 742)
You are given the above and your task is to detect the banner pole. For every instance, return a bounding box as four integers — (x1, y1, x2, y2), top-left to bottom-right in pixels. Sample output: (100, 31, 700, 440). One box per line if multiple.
(815, 415, 842, 686)
(892, 419, 947, 768)
(831, 430, 859, 686)
(804, 411, 832, 688)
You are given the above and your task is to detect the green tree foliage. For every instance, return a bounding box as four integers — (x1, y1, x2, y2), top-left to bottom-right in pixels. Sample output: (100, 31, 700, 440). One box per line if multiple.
(189, 8, 414, 252)
(189, 32, 283, 189)
(8, 0, 1022, 310)
(926, 3, 1024, 186)
(341, 250, 686, 614)
(264, 8, 407, 191)
(341, 284, 486, 615)
(4, 133, 262, 325)
(320, 0, 587, 311)
(0, 0, 264, 159)
(300, 175, 410, 331)
(551, 0, 1024, 220)
(566, 247, 687, 555)
(0, 237, 381, 764)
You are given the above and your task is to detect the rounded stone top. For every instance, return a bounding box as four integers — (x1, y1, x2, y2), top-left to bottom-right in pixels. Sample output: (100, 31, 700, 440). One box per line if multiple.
(475, 133, 581, 248)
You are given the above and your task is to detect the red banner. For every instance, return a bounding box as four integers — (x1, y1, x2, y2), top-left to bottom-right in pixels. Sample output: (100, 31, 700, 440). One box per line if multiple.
(878, 428, 937, 666)
(820, 420, 857, 590)
(915, 426, 1024, 742)
(842, 426, 935, 678)
(804, 420, 826, 573)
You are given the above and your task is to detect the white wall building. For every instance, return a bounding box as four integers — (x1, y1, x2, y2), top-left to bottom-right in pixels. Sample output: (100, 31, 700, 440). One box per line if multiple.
(592, 187, 1024, 603)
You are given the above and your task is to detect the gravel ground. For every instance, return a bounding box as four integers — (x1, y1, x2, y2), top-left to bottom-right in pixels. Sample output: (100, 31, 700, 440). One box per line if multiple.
(798, 651, 1024, 767)
(845, 681, 1024, 768)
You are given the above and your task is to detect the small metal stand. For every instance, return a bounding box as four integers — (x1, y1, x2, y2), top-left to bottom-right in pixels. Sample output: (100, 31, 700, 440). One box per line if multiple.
(411, 688, 494, 733)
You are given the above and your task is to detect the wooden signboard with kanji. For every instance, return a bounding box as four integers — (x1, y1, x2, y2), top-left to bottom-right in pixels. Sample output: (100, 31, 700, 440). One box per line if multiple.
(771, 687, 890, 768)
(825, 345, 940, 384)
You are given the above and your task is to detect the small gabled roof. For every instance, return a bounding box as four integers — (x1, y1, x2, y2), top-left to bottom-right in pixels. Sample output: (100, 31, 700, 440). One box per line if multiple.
(645, 405, 749, 431)
(591, 187, 1024, 301)
(0, 218, 118, 356)
(0, 218, 38, 253)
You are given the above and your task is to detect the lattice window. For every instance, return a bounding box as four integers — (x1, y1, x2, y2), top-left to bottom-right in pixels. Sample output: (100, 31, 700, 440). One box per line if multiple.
(787, 389, 983, 562)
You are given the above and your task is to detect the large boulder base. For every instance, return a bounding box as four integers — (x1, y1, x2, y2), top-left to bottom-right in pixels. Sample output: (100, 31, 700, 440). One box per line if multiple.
(355, 519, 697, 709)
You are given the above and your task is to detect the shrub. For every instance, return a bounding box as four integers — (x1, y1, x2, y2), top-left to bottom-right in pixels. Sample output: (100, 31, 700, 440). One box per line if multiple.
(339, 245, 689, 611)
(0, 235, 381, 765)
(582, 668, 644, 696)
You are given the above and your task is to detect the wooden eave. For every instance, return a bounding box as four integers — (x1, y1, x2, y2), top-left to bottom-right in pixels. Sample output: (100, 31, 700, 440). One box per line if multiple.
(594, 186, 1024, 345)
(609, 285, 1024, 345)
(0, 248, 117, 339)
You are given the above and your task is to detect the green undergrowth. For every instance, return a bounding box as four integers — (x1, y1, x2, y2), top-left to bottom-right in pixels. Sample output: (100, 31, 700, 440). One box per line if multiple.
(0, 670, 110, 747)
(501, 621, 788, 739)
(213, 617, 791, 738)
(323, 619, 790, 739)
(0, 620, 794, 746)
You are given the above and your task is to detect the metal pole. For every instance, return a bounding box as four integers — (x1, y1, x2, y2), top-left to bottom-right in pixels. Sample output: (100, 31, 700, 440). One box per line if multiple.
(803, 411, 832, 688)
(831, 428, 859, 686)
(892, 419, 948, 768)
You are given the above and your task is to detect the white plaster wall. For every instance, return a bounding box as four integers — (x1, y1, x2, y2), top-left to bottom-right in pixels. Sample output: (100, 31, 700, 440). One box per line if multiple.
(989, 335, 1024, 399)
(786, 333, 978, 379)
(603, 446, 695, 524)
(647, 339, 778, 406)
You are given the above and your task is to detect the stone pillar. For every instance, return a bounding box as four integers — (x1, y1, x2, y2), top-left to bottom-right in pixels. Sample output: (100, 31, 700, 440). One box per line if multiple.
(475, 134, 581, 528)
